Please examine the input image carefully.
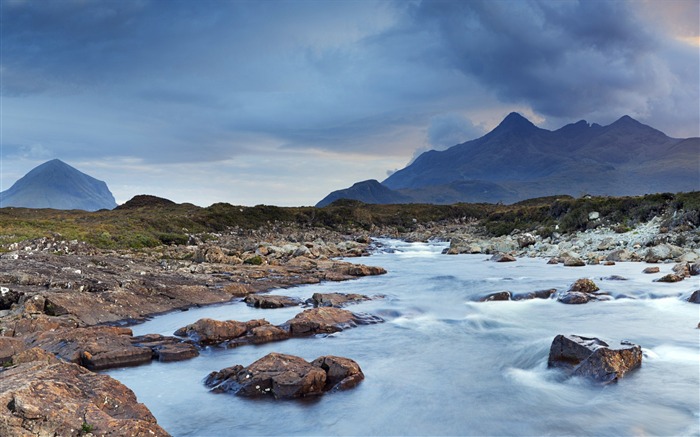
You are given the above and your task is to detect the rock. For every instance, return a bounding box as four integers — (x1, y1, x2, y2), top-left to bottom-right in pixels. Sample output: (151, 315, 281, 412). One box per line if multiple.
(588, 211, 600, 221)
(311, 355, 364, 391)
(205, 352, 364, 399)
(0, 337, 27, 364)
(0, 360, 168, 436)
(174, 318, 268, 345)
(547, 257, 560, 264)
(563, 257, 586, 267)
(644, 243, 684, 263)
(654, 274, 684, 283)
(548, 334, 642, 384)
(642, 266, 660, 274)
(690, 263, 700, 276)
(244, 294, 302, 309)
(672, 262, 690, 277)
(309, 292, 370, 308)
(0, 287, 22, 310)
(512, 288, 557, 301)
(205, 352, 327, 399)
(23, 326, 153, 371)
(602, 275, 627, 281)
(131, 334, 199, 362)
(603, 261, 615, 266)
(606, 249, 632, 262)
(248, 324, 291, 344)
(490, 253, 516, 262)
(283, 307, 382, 336)
(479, 291, 512, 302)
(11, 346, 60, 365)
(568, 278, 599, 293)
(517, 233, 536, 248)
(688, 290, 700, 303)
(557, 291, 590, 304)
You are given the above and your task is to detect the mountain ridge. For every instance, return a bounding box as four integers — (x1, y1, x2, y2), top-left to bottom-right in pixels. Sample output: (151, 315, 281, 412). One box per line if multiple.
(317, 113, 699, 207)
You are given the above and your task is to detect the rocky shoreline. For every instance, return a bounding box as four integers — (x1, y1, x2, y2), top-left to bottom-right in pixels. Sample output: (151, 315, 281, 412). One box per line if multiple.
(1, 216, 698, 436)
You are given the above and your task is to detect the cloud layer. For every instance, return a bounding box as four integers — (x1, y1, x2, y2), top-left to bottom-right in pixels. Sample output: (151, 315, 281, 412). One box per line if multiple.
(2, 0, 698, 206)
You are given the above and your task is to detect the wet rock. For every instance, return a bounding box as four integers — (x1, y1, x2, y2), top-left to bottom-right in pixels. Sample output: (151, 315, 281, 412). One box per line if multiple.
(205, 352, 327, 399)
(689, 263, 700, 276)
(311, 355, 364, 391)
(557, 291, 591, 304)
(688, 290, 700, 303)
(24, 326, 153, 371)
(283, 307, 382, 336)
(479, 291, 512, 302)
(512, 288, 557, 301)
(131, 334, 199, 362)
(205, 352, 364, 399)
(654, 274, 684, 283)
(309, 292, 370, 308)
(642, 266, 660, 274)
(174, 318, 267, 345)
(568, 278, 599, 293)
(0, 360, 168, 436)
(548, 334, 642, 384)
(248, 324, 291, 344)
(601, 275, 627, 281)
(672, 262, 690, 277)
(490, 253, 516, 262)
(244, 294, 302, 309)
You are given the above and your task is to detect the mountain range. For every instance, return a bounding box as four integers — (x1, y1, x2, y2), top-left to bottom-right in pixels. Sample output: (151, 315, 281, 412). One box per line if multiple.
(317, 113, 699, 206)
(0, 159, 117, 211)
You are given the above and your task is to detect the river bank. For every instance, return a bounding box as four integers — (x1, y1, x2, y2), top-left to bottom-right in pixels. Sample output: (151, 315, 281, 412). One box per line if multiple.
(0, 213, 698, 435)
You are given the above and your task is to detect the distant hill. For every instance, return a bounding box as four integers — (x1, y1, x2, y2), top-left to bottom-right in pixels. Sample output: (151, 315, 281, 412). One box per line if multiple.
(318, 113, 700, 206)
(316, 179, 412, 207)
(0, 159, 117, 211)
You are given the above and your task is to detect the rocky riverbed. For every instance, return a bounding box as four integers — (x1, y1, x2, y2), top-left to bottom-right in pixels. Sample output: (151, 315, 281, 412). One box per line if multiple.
(1, 215, 698, 436)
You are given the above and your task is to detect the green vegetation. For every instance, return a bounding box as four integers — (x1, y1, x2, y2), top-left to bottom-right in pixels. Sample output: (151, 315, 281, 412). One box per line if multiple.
(81, 421, 94, 435)
(0, 192, 697, 250)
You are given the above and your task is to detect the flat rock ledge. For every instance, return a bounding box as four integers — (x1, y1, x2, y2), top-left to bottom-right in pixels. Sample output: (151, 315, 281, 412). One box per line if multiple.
(0, 356, 169, 436)
(204, 352, 364, 399)
(547, 334, 642, 384)
(174, 308, 384, 348)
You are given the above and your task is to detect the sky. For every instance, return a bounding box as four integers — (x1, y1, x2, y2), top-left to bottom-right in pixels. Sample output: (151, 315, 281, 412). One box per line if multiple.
(1, 0, 698, 207)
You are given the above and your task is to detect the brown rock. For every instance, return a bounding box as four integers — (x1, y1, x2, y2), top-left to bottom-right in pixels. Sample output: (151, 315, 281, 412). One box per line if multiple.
(563, 257, 586, 267)
(174, 318, 251, 344)
(512, 288, 557, 301)
(557, 291, 591, 305)
(0, 337, 27, 364)
(244, 294, 302, 308)
(0, 360, 169, 436)
(548, 334, 642, 384)
(311, 355, 364, 391)
(131, 334, 199, 362)
(491, 253, 516, 262)
(24, 326, 153, 371)
(284, 307, 382, 336)
(642, 266, 660, 274)
(568, 278, 600, 293)
(205, 352, 327, 399)
(654, 274, 684, 283)
(11, 347, 60, 365)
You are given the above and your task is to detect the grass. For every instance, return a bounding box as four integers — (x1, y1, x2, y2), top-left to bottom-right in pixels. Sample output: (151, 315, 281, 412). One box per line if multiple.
(0, 191, 697, 250)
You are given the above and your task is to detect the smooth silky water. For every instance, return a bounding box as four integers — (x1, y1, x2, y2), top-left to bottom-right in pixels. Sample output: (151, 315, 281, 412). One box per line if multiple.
(107, 239, 700, 436)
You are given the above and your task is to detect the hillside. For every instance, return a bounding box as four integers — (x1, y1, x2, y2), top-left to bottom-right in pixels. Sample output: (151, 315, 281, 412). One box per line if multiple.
(319, 113, 699, 205)
(0, 159, 117, 211)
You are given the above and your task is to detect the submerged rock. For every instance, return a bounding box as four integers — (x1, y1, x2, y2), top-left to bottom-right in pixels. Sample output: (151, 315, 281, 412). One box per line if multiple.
(687, 290, 700, 304)
(490, 253, 516, 262)
(548, 334, 642, 384)
(642, 266, 660, 274)
(479, 291, 512, 302)
(556, 291, 590, 305)
(654, 274, 684, 283)
(204, 352, 363, 399)
(308, 292, 370, 308)
(512, 288, 557, 301)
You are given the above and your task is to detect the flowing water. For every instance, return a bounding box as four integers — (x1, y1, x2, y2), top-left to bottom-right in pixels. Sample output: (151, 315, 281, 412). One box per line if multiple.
(107, 239, 700, 436)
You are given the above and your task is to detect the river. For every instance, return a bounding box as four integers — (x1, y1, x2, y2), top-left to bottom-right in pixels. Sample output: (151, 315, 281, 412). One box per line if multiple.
(107, 239, 700, 436)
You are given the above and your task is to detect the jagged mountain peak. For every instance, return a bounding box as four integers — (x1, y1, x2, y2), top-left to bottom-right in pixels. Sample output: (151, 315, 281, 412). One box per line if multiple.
(491, 112, 540, 133)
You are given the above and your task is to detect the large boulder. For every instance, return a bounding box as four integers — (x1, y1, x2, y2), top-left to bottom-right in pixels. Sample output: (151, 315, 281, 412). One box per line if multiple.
(568, 278, 599, 293)
(490, 253, 516, 262)
(283, 307, 382, 336)
(688, 290, 700, 303)
(204, 352, 363, 399)
(548, 334, 642, 384)
(0, 360, 168, 436)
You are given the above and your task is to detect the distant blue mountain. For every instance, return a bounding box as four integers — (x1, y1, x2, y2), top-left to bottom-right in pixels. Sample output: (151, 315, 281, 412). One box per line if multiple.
(317, 113, 700, 206)
(0, 159, 117, 211)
